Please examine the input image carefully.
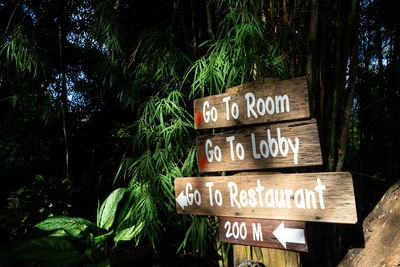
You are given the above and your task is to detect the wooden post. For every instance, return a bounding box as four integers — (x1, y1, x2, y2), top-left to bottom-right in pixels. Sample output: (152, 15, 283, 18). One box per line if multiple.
(230, 171, 301, 266)
(226, 78, 302, 267)
(233, 245, 300, 267)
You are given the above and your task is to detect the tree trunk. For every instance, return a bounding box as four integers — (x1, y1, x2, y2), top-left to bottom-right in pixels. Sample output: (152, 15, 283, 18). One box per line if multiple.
(177, 2, 192, 57)
(205, 0, 213, 39)
(297, 0, 307, 75)
(59, 22, 69, 180)
(190, 0, 198, 59)
(336, 0, 359, 171)
(306, 0, 319, 115)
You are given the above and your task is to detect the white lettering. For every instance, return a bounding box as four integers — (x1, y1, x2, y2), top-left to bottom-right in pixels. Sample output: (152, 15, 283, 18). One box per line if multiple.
(194, 190, 201, 205)
(203, 101, 210, 123)
(225, 221, 232, 238)
(236, 143, 245, 160)
(266, 97, 274, 115)
(205, 182, 214, 206)
(294, 188, 306, 209)
(211, 107, 217, 122)
(215, 190, 223, 206)
(288, 137, 300, 165)
(275, 189, 286, 208)
(226, 136, 235, 160)
(251, 133, 261, 159)
(222, 96, 231, 120)
(277, 128, 289, 156)
(260, 140, 269, 158)
(240, 222, 247, 239)
(228, 182, 241, 208)
(232, 103, 239, 119)
(256, 180, 264, 208)
(256, 98, 266, 116)
(267, 129, 278, 157)
(315, 178, 326, 209)
(252, 223, 263, 241)
(305, 189, 317, 209)
(186, 183, 193, 205)
(248, 189, 257, 207)
(205, 139, 222, 162)
(205, 139, 213, 162)
(265, 189, 275, 208)
(275, 95, 290, 113)
(245, 92, 257, 118)
(285, 189, 293, 208)
(240, 190, 248, 207)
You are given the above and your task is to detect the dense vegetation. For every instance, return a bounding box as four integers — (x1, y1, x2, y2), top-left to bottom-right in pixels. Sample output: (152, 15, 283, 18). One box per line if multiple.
(0, 0, 399, 266)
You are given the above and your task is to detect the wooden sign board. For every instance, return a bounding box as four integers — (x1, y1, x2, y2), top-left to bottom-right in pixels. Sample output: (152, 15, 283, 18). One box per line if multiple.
(174, 172, 357, 224)
(195, 119, 322, 172)
(193, 77, 310, 129)
(218, 217, 308, 252)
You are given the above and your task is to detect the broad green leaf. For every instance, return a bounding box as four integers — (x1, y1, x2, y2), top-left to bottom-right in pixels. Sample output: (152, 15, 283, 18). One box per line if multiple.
(35, 216, 95, 237)
(97, 188, 127, 230)
(114, 221, 144, 243)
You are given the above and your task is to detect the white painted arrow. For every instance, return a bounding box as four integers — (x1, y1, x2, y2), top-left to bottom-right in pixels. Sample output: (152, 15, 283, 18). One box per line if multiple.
(176, 191, 188, 210)
(273, 222, 305, 249)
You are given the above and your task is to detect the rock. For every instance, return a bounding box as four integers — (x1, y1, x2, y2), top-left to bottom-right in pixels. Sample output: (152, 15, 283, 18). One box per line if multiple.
(338, 179, 400, 267)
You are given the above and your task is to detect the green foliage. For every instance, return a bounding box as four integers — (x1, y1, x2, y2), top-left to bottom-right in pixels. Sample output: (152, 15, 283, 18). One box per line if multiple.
(112, 0, 294, 257)
(92, 0, 124, 58)
(115, 90, 196, 249)
(185, 0, 291, 98)
(0, 175, 72, 246)
(0, 188, 141, 266)
(36, 216, 95, 238)
(1, 25, 45, 79)
(97, 188, 126, 230)
(178, 216, 218, 257)
(2, 236, 85, 266)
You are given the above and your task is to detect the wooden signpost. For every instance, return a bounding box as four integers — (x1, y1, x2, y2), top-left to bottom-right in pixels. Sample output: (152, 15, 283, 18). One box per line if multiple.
(174, 172, 357, 224)
(196, 119, 322, 172)
(218, 217, 308, 252)
(194, 76, 310, 129)
(174, 77, 357, 266)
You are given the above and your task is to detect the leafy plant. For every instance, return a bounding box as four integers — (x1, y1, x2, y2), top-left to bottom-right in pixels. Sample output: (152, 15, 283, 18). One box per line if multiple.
(115, 90, 197, 250)
(0, 175, 72, 246)
(184, 0, 292, 99)
(1, 188, 143, 266)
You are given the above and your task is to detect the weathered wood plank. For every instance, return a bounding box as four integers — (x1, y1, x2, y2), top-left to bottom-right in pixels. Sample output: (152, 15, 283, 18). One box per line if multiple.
(174, 172, 357, 224)
(218, 217, 308, 252)
(193, 77, 310, 129)
(195, 119, 322, 172)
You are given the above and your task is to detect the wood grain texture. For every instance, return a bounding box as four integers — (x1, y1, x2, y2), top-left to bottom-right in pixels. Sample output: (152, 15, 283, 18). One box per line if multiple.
(195, 119, 322, 172)
(218, 217, 308, 252)
(233, 245, 301, 267)
(174, 172, 357, 224)
(226, 78, 280, 94)
(193, 77, 310, 129)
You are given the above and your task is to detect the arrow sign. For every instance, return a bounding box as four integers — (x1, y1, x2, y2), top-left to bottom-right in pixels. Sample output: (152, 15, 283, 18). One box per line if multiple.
(273, 222, 305, 249)
(218, 217, 308, 252)
(176, 191, 188, 210)
(174, 172, 357, 224)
